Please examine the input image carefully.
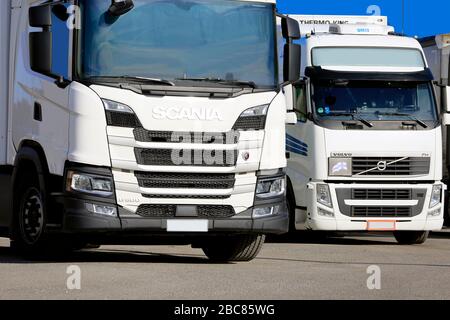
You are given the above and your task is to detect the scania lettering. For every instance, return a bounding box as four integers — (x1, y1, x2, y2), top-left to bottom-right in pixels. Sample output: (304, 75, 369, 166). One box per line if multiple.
(284, 15, 446, 244)
(0, 0, 301, 261)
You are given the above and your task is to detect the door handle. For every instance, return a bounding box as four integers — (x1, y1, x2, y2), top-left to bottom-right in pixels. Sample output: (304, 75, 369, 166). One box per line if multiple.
(34, 102, 42, 122)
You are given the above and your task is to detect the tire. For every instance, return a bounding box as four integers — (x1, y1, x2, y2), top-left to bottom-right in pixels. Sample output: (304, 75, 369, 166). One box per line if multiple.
(11, 170, 48, 253)
(394, 231, 429, 245)
(202, 234, 265, 262)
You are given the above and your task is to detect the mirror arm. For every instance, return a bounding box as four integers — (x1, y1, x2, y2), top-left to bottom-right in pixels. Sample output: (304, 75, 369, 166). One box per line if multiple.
(55, 76, 71, 89)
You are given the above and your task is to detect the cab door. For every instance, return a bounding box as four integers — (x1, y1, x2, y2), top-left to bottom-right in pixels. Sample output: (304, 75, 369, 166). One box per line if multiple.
(12, 1, 71, 176)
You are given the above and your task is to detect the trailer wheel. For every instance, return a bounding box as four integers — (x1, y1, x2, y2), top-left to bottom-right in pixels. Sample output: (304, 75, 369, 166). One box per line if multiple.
(393, 231, 429, 245)
(11, 169, 48, 252)
(201, 234, 265, 262)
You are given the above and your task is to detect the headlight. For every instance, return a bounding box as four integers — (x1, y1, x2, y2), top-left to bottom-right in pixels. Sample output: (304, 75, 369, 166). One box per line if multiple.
(103, 99, 141, 128)
(67, 171, 114, 197)
(429, 185, 442, 208)
(329, 158, 352, 177)
(256, 176, 286, 199)
(233, 105, 269, 131)
(317, 184, 333, 208)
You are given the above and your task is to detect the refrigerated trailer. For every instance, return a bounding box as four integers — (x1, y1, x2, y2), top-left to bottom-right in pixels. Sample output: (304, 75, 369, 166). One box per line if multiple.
(421, 34, 450, 226)
(0, 0, 301, 261)
(284, 15, 447, 244)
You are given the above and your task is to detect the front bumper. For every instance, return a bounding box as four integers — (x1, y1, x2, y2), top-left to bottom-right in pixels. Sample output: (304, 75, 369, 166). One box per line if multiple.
(302, 182, 445, 232)
(57, 196, 288, 235)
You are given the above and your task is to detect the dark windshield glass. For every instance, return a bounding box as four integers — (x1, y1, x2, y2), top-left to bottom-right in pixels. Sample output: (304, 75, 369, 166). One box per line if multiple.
(312, 81, 438, 121)
(78, 0, 277, 88)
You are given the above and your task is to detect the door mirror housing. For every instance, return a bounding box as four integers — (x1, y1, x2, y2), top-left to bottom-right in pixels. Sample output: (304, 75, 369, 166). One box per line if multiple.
(284, 43, 301, 83)
(286, 112, 298, 125)
(108, 0, 135, 16)
(281, 16, 301, 40)
(29, 5, 52, 28)
(442, 113, 450, 126)
(281, 17, 301, 83)
(29, 5, 52, 74)
(444, 86, 450, 113)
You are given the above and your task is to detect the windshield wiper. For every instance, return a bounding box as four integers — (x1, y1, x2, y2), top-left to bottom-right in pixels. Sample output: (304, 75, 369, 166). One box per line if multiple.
(325, 112, 374, 128)
(176, 77, 256, 89)
(375, 112, 428, 128)
(85, 76, 175, 86)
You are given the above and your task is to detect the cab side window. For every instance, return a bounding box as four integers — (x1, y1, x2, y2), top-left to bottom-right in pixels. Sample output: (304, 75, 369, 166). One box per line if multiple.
(293, 82, 307, 122)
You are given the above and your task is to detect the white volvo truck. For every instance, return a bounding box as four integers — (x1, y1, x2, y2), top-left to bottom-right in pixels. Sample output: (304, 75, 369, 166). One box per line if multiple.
(0, 0, 301, 261)
(284, 15, 446, 244)
(421, 33, 450, 226)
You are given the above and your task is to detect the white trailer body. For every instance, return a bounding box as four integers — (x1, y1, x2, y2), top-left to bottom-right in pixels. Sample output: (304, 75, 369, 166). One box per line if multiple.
(0, 0, 11, 165)
(285, 15, 445, 244)
(0, 0, 299, 260)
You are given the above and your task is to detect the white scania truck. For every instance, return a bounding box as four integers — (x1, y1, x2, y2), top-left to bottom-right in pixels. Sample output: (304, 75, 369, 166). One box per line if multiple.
(421, 33, 450, 227)
(284, 15, 447, 244)
(0, 0, 301, 261)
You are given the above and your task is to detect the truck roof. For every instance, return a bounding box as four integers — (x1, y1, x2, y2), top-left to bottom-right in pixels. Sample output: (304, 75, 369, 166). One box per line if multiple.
(306, 33, 423, 51)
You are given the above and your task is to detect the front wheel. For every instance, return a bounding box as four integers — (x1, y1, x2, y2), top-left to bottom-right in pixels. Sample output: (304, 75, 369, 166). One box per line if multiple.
(201, 234, 265, 262)
(394, 231, 429, 245)
(11, 175, 48, 252)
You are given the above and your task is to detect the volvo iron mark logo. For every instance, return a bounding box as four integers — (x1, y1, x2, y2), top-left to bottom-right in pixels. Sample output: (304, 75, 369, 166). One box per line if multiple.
(376, 161, 388, 171)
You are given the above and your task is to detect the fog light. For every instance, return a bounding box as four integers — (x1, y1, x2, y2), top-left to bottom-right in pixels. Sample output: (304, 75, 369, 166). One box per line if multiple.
(253, 206, 280, 218)
(428, 208, 441, 217)
(318, 208, 334, 217)
(86, 203, 117, 216)
(429, 185, 442, 208)
(317, 184, 333, 208)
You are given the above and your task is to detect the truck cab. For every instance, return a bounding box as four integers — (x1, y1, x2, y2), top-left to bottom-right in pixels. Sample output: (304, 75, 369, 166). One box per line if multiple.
(421, 33, 450, 227)
(285, 15, 445, 244)
(0, 0, 300, 261)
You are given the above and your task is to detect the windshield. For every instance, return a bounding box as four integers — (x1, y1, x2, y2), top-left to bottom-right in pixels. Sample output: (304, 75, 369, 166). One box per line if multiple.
(77, 0, 278, 88)
(312, 81, 438, 122)
(312, 47, 425, 69)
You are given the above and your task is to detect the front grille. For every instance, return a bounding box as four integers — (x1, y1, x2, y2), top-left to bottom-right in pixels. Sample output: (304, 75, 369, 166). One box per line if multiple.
(197, 205, 235, 218)
(134, 128, 239, 144)
(135, 204, 235, 218)
(136, 205, 176, 218)
(106, 111, 141, 128)
(134, 148, 238, 167)
(135, 172, 235, 189)
(336, 188, 426, 218)
(352, 157, 430, 176)
(352, 189, 412, 200)
(142, 194, 231, 200)
(233, 115, 266, 131)
(351, 207, 412, 217)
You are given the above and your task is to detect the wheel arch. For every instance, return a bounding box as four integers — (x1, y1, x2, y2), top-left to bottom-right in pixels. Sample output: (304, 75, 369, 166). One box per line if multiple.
(12, 141, 50, 201)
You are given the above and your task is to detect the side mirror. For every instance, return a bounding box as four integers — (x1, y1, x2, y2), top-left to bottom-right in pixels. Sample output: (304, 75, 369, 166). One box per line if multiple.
(108, 0, 135, 16)
(286, 112, 297, 125)
(281, 17, 301, 83)
(442, 113, 450, 126)
(281, 16, 301, 40)
(29, 6, 52, 74)
(29, 32, 52, 74)
(284, 43, 301, 83)
(444, 86, 450, 113)
(29, 5, 52, 28)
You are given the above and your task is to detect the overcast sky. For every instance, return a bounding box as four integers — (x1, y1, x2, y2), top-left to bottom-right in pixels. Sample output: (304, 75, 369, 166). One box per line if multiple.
(277, 0, 449, 38)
